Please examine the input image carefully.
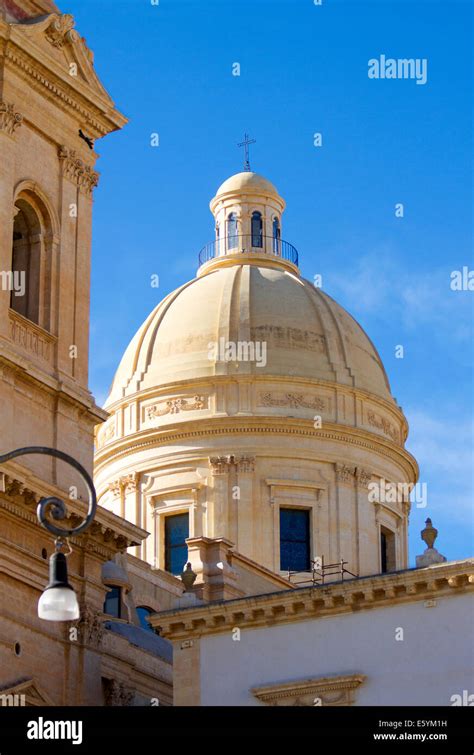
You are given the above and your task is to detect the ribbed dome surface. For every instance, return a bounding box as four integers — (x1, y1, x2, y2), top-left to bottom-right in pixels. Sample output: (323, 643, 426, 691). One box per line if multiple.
(105, 265, 392, 407)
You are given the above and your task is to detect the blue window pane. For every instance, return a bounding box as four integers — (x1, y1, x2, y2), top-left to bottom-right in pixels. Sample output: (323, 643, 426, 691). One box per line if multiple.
(165, 513, 189, 575)
(280, 509, 310, 571)
(136, 606, 154, 632)
(227, 213, 238, 248)
(251, 211, 263, 248)
(273, 217, 281, 253)
(104, 585, 121, 618)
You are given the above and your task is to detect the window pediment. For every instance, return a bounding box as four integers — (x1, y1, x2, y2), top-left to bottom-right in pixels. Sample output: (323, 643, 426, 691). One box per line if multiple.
(251, 673, 366, 706)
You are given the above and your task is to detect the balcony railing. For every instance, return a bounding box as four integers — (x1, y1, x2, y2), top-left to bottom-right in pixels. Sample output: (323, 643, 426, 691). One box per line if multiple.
(198, 234, 299, 267)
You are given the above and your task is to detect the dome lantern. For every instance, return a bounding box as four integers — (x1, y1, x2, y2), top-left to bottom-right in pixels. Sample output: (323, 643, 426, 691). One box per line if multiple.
(197, 171, 298, 276)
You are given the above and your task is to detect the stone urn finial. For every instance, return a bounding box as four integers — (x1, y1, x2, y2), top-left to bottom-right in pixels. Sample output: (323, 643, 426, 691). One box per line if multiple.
(416, 518, 446, 568)
(421, 518, 437, 550)
(181, 562, 197, 592)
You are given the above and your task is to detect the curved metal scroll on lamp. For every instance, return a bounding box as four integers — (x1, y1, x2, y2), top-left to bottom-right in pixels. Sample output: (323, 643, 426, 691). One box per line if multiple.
(0, 446, 97, 538)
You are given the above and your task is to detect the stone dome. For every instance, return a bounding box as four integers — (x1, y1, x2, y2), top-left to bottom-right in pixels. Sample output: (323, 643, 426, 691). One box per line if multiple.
(96, 169, 417, 582)
(212, 171, 280, 202)
(105, 264, 393, 408)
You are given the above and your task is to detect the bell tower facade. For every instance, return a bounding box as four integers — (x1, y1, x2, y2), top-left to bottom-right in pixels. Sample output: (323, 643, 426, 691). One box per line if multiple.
(0, 1, 126, 482)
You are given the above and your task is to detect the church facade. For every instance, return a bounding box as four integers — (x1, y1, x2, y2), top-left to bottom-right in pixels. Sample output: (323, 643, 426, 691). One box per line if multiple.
(0, 0, 472, 709)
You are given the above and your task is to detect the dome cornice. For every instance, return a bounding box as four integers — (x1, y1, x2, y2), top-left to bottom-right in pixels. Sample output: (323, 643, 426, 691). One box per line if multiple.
(94, 416, 419, 483)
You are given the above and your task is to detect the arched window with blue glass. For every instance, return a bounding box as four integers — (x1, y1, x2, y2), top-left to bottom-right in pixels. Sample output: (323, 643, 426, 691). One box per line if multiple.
(273, 216, 281, 255)
(251, 211, 263, 248)
(136, 606, 155, 632)
(227, 212, 238, 249)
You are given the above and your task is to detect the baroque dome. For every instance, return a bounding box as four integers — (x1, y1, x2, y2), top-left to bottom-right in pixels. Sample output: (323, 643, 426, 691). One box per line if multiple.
(96, 169, 417, 582)
(105, 265, 393, 408)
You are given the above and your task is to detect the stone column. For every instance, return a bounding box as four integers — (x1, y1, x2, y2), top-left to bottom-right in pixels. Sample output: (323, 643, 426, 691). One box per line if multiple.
(334, 463, 357, 573)
(235, 456, 255, 558)
(209, 456, 231, 539)
(355, 467, 374, 576)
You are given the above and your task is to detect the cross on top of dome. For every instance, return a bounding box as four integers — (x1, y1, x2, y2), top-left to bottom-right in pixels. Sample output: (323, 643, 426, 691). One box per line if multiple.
(237, 133, 256, 172)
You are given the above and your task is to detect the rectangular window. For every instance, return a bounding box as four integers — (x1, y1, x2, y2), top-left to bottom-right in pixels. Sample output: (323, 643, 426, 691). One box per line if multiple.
(165, 513, 189, 575)
(103, 585, 121, 618)
(280, 508, 310, 572)
(380, 526, 396, 573)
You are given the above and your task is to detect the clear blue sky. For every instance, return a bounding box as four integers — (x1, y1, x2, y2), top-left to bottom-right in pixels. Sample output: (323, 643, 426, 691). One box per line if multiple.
(64, 0, 473, 564)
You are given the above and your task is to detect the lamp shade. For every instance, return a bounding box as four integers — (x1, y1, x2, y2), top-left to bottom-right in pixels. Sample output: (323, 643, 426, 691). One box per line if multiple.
(38, 551, 80, 621)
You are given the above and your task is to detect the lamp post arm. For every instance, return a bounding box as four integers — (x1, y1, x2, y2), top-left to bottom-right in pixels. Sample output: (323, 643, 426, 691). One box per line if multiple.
(0, 446, 97, 538)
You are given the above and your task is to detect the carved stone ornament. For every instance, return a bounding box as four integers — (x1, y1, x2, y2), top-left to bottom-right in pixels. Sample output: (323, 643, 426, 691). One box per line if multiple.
(58, 146, 99, 196)
(107, 473, 139, 497)
(0, 102, 23, 136)
(209, 455, 255, 475)
(209, 455, 234, 475)
(45, 14, 76, 48)
(237, 456, 255, 473)
(146, 394, 207, 419)
(76, 605, 104, 647)
(355, 467, 372, 488)
(335, 463, 355, 483)
(367, 410, 400, 444)
(251, 673, 366, 707)
(103, 679, 134, 707)
(259, 392, 325, 411)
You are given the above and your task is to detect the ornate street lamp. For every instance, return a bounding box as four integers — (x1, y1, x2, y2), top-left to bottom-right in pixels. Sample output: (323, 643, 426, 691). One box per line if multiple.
(0, 447, 97, 622)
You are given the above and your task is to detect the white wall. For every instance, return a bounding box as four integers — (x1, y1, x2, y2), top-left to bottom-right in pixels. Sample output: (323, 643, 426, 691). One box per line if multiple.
(200, 593, 474, 705)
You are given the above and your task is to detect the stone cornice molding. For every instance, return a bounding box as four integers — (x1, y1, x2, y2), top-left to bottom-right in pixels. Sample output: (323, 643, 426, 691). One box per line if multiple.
(94, 418, 418, 482)
(0, 469, 147, 553)
(2, 16, 127, 137)
(0, 100, 23, 135)
(151, 559, 474, 639)
(251, 673, 366, 706)
(0, 347, 108, 426)
(58, 145, 99, 196)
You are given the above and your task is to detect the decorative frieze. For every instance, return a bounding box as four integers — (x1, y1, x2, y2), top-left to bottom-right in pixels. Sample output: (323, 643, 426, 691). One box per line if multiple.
(250, 325, 326, 353)
(146, 394, 207, 420)
(58, 146, 99, 196)
(259, 392, 325, 411)
(367, 410, 400, 444)
(0, 102, 23, 136)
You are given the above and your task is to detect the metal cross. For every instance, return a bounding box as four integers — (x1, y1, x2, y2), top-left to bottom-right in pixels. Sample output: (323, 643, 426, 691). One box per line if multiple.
(237, 133, 256, 172)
